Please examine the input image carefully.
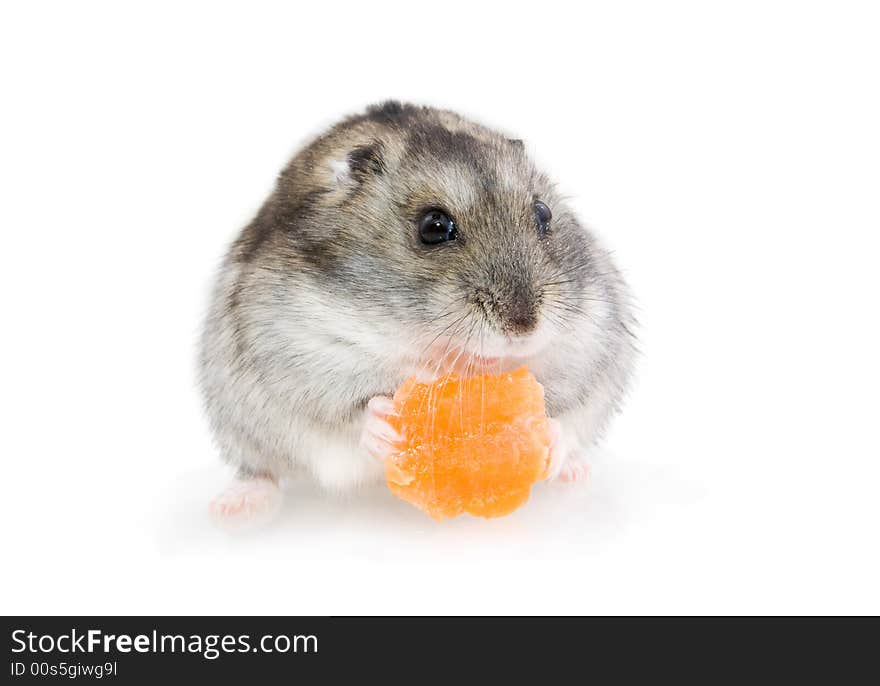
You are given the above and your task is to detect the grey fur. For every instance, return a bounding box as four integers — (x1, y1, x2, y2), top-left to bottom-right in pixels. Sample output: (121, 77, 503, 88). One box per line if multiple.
(199, 102, 636, 491)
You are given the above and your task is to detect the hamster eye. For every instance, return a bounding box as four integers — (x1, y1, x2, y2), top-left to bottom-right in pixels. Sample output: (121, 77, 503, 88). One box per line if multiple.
(534, 200, 552, 235)
(418, 209, 458, 244)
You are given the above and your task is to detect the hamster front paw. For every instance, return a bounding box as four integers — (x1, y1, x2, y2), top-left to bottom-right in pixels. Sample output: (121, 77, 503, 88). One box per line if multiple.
(359, 395, 402, 463)
(546, 419, 591, 483)
(359, 400, 590, 484)
(209, 477, 282, 529)
(545, 418, 567, 480)
(556, 452, 591, 483)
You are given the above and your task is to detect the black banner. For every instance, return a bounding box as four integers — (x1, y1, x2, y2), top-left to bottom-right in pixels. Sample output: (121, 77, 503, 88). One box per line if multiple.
(2, 617, 877, 682)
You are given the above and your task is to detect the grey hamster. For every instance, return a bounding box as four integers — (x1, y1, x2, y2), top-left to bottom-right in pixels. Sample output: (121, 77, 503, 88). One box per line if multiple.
(199, 101, 636, 524)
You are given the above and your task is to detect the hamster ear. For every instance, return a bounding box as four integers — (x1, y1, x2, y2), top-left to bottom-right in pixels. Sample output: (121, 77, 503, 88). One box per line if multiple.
(325, 141, 385, 189)
(347, 142, 386, 179)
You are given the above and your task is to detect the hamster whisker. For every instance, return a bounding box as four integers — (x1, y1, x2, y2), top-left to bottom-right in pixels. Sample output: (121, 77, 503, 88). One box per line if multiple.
(460, 319, 486, 434)
(539, 264, 621, 289)
(413, 312, 472, 422)
(544, 301, 601, 329)
(428, 316, 476, 449)
(542, 311, 577, 334)
(539, 260, 594, 280)
(414, 310, 470, 362)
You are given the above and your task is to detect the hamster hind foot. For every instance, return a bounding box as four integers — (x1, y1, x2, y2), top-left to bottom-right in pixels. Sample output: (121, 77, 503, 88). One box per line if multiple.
(209, 476, 282, 529)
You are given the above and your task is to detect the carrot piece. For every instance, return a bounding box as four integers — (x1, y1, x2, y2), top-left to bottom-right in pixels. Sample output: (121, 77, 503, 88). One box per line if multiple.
(385, 367, 552, 521)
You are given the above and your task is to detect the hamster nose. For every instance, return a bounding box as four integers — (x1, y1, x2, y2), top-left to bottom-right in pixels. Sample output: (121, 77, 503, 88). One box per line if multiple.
(471, 284, 539, 336)
(502, 297, 538, 335)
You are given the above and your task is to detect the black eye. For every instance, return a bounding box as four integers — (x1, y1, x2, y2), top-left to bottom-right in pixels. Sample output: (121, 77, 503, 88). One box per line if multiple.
(534, 200, 552, 235)
(418, 209, 458, 244)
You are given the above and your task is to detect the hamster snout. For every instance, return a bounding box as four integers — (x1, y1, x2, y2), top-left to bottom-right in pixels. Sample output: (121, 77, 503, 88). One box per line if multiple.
(199, 101, 636, 526)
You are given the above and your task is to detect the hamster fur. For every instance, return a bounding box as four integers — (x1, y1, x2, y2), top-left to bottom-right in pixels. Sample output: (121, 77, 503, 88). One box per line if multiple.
(199, 101, 636, 525)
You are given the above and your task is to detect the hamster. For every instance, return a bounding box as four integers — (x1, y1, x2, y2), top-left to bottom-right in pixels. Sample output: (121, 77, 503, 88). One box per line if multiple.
(199, 101, 636, 526)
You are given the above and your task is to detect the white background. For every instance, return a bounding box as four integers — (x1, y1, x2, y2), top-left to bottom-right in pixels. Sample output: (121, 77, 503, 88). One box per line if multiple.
(2, 1, 878, 615)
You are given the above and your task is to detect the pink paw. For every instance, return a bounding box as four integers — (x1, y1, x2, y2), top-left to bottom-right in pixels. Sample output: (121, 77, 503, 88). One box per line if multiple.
(557, 456, 591, 483)
(545, 419, 591, 483)
(209, 477, 282, 529)
(545, 418, 567, 480)
(359, 395, 402, 464)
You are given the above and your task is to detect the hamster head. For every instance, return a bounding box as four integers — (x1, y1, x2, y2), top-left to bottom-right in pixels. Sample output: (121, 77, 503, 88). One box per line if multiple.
(241, 101, 604, 372)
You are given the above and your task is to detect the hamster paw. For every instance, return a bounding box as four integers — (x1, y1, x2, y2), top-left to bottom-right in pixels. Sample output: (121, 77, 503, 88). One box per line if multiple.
(209, 477, 282, 529)
(557, 452, 591, 483)
(545, 419, 591, 483)
(359, 395, 402, 463)
(545, 418, 567, 480)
